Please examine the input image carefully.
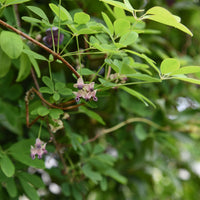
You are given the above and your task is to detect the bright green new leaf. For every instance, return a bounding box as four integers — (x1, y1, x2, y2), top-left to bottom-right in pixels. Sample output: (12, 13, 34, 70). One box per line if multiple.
(16, 53, 31, 82)
(0, 154, 15, 177)
(127, 73, 161, 83)
(145, 6, 193, 36)
(22, 16, 43, 24)
(23, 49, 47, 61)
(79, 106, 106, 125)
(8, 139, 45, 169)
(102, 12, 114, 35)
(39, 86, 54, 94)
(5, 178, 18, 198)
(37, 106, 49, 116)
(0, 47, 11, 78)
(160, 58, 180, 74)
(170, 66, 200, 75)
(18, 176, 39, 200)
(49, 109, 64, 119)
(4, 0, 30, 6)
(120, 86, 156, 108)
(27, 6, 49, 21)
(114, 18, 130, 36)
(0, 31, 23, 59)
(100, 0, 134, 12)
(42, 76, 54, 91)
(74, 12, 90, 24)
(119, 31, 138, 46)
(49, 3, 72, 21)
(82, 164, 102, 184)
(172, 75, 200, 85)
(123, 0, 134, 11)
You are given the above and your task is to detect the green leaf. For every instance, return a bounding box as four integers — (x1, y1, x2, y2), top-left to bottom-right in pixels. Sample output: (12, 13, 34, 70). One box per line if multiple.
(49, 3, 72, 21)
(18, 176, 39, 200)
(82, 164, 102, 184)
(53, 92, 60, 101)
(72, 186, 82, 200)
(102, 12, 114, 35)
(119, 31, 138, 46)
(16, 53, 31, 82)
(121, 63, 136, 74)
(77, 68, 95, 76)
(100, 177, 108, 191)
(172, 75, 200, 85)
(0, 31, 23, 59)
(42, 76, 54, 90)
(123, 0, 134, 11)
(8, 139, 45, 169)
(126, 73, 161, 82)
(74, 12, 90, 24)
(99, 0, 134, 13)
(120, 86, 156, 108)
(27, 6, 48, 21)
(145, 6, 193, 36)
(79, 106, 106, 125)
(37, 106, 49, 116)
(49, 109, 64, 119)
(39, 86, 54, 94)
(0, 155, 15, 177)
(23, 49, 47, 61)
(160, 58, 180, 74)
(170, 66, 200, 75)
(18, 172, 45, 189)
(4, 0, 30, 6)
(114, 18, 130, 36)
(61, 183, 71, 197)
(0, 47, 11, 78)
(104, 168, 127, 184)
(5, 177, 17, 198)
(22, 16, 43, 24)
(135, 124, 147, 141)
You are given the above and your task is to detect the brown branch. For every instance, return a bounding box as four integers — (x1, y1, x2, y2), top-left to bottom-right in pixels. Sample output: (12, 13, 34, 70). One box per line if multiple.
(0, 19, 80, 78)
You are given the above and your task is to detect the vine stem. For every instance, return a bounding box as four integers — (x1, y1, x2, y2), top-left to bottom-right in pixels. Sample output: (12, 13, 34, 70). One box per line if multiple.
(84, 117, 165, 144)
(0, 19, 80, 78)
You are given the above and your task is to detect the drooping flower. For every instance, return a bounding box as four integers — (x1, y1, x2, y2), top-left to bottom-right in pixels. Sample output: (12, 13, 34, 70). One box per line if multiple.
(43, 27, 64, 48)
(49, 119, 64, 133)
(30, 138, 47, 160)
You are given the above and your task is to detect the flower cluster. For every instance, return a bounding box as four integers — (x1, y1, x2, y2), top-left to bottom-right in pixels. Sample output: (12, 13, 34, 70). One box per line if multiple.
(73, 77, 98, 102)
(30, 138, 48, 160)
(43, 27, 64, 48)
(109, 73, 127, 84)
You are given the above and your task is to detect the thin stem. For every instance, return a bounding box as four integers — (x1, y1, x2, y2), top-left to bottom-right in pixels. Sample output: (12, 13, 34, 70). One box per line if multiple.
(76, 35, 82, 74)
(57, 0, 62, 53)
(84, 117, 164, 144)
(0, 19, 80, 78)
(38, 121, 43, 139)
(48, 61, 52, 81)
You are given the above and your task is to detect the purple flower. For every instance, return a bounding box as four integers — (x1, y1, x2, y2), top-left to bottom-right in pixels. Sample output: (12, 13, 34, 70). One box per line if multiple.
(43, 27, 64, 48)
(73, 77, 85, 90)
(30, 138, 47, 160)
(73, 77, 98, 102)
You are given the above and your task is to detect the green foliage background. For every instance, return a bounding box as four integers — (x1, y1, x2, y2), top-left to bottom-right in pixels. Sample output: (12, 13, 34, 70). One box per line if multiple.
(1, 0, 200, 199)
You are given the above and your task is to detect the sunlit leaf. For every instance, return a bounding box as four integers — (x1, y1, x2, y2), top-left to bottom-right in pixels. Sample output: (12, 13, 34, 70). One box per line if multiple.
(160, 58, 180, 74)
(0, 31, 23, 59)
(145, 6, 193, 36)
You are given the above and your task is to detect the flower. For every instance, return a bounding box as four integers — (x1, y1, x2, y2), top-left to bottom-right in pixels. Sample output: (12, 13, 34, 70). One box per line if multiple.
(73, 77, 85, 90)
(43, 27, 64, 48)
(30, 138, 47, 160)
(73, 77, 98, 102)
(49, 119, 64, 133)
